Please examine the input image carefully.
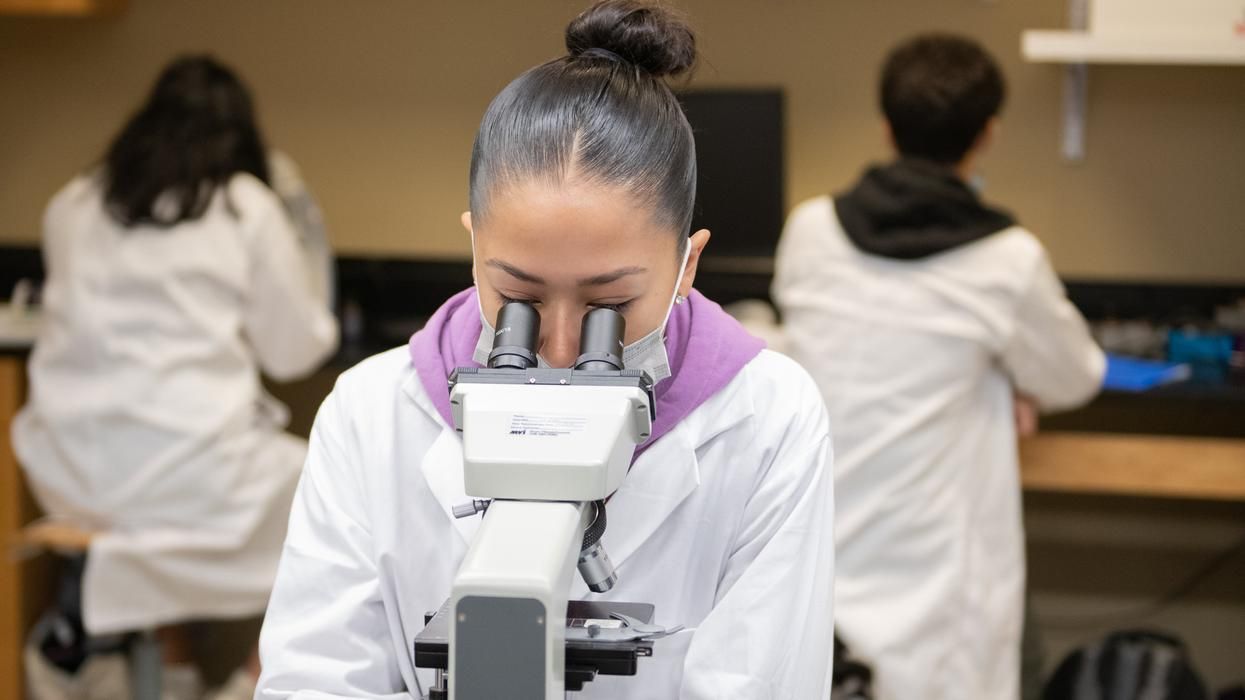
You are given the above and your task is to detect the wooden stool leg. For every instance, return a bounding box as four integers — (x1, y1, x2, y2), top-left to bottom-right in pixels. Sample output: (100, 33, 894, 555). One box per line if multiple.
(130, 630, 162, 700)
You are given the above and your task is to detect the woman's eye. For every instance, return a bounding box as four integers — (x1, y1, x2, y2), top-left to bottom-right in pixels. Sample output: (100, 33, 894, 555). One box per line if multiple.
(590, 300, 635, 313)
(498, 293, 540, 307)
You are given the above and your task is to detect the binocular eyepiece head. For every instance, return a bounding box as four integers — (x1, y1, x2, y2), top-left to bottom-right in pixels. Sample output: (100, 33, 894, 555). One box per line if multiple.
(486, 302, 626, 372)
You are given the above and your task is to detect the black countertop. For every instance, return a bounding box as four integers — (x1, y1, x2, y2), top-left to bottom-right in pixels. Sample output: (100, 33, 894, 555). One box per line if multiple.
(1044, 385, 1243, 439)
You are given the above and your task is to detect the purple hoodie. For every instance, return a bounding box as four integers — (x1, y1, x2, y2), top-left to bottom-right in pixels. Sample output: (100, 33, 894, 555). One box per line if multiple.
(408, 287, 765, 456)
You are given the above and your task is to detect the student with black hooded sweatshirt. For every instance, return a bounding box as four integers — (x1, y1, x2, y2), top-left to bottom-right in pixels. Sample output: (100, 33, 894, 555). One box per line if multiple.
(773, 34, 1105, 700)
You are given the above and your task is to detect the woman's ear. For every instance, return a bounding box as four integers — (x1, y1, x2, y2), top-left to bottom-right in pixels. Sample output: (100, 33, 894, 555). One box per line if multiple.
(460, 211, 473, 234)
(678, 229, 711, 298)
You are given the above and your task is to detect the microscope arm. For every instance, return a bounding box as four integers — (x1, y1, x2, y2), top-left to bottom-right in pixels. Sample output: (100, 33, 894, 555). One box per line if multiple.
(449, 499, 588, 699)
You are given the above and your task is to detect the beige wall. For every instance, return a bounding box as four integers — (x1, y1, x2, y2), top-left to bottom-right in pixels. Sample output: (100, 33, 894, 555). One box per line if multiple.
(2, 0, 1243, 281)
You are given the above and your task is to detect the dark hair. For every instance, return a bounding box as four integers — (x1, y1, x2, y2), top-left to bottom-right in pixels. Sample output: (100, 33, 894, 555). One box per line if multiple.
(880, 34, 1006, 164)
(102, 55, 270, 227)
(469, 0, 698, 251)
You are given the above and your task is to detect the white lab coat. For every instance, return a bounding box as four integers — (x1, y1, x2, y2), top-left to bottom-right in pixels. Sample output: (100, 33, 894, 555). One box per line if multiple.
(12, 172, 338, 634)
(772, 196, 1104, 700)
(257, 346, 835, 699)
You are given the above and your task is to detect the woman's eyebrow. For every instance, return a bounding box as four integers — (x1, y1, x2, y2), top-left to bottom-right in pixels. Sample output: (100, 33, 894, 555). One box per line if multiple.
(577, 266, 647, 286)
(486, 259, 544, 284)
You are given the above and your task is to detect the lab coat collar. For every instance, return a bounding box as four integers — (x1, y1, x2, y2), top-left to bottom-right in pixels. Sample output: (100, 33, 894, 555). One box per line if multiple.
(600, 424, 701, 569)
(401, 360, 755, 563)
(403, 370, 479, 545)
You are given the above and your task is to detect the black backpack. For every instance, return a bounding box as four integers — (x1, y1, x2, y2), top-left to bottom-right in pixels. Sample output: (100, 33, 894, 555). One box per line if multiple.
(831, 634, 873, 700)
(1043, 629, 1209, 700)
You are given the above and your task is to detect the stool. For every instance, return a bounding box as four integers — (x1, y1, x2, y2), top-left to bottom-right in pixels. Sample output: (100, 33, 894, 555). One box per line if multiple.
(17, 520, 163, 700)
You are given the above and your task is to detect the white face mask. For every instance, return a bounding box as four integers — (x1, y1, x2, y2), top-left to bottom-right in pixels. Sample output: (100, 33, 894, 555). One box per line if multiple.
(968, 171, 987, 194)
(473, 240, 690, 385)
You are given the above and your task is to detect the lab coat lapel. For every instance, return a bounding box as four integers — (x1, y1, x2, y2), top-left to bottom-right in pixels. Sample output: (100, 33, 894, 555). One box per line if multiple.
(603, 425, 701, 569)
(402, 372, 478, 545)
(605, 378, 755, 568)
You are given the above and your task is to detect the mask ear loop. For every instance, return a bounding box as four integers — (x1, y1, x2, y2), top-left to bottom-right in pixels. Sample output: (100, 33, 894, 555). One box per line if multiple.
(469, 227, 479, 286)
(470, 227, 491, 323)
(662, 242, 693, 326)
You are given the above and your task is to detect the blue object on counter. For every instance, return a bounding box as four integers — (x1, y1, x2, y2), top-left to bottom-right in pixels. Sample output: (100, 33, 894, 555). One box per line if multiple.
(1103, 353, 1191, 392)
(1167, 329, 1234, 364)
(1167, 329, 1234, 383)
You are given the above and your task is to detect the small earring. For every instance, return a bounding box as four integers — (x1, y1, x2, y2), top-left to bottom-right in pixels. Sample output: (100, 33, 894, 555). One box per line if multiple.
(674, 295, 686, 305)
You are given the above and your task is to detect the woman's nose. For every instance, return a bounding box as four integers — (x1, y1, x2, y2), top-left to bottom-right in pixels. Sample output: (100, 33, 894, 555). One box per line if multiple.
(538, 308, 582, 368)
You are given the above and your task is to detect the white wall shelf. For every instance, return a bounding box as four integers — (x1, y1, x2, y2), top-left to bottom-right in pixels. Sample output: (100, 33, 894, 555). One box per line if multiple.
(1023, 30, 1245, 65)
(1022, 0, 1245, 161)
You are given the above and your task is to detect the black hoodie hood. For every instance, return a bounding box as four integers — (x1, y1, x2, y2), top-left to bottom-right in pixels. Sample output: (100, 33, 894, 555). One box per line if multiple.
(833, 159, 1016, 260)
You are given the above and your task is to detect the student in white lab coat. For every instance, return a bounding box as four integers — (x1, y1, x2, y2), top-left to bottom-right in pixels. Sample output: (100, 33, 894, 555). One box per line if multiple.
(12, 56, 338, 698)
(257, 2, 836, 698)
(773, 34, 1105, 700)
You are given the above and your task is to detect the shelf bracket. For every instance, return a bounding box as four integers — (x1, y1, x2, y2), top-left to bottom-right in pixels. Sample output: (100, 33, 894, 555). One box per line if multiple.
(1061, 63, 1088, 161)
(1060, 0, 1090, 162)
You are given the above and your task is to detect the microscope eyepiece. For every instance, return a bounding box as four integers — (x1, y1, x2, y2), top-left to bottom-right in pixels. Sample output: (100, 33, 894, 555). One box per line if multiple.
(575, 308, 625, 372)
(487, 302, 540, 370)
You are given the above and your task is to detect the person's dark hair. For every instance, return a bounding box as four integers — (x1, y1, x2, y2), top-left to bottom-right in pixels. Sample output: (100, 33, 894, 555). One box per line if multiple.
(102, 55, 270, 227)
(880, 34, 1006, 164)
(469, 0, 697, 251)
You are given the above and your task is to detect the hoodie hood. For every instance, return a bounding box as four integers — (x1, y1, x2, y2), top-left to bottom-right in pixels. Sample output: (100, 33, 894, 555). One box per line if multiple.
(833, 158, 1016, 260)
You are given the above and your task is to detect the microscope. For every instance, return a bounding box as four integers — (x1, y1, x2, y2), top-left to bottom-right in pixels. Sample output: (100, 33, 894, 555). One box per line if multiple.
(414, 302, 680, 699)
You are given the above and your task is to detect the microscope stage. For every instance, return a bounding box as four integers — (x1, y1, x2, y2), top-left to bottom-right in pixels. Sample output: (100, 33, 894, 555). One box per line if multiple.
(415, 600, 658, 691)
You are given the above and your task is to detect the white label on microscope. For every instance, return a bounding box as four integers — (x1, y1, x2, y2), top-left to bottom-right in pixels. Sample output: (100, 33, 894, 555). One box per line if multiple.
(570, 618, 625, 629)
(508, 414, 589, 437)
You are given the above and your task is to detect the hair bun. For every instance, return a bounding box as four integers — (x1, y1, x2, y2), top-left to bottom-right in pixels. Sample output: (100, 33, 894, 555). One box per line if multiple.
(565, 0, 697, 78)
